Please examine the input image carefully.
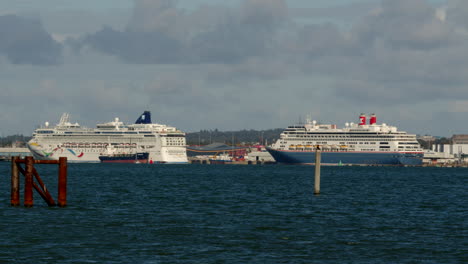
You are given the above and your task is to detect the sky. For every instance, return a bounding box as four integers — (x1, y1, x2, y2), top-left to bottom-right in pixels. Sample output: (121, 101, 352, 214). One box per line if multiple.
(1, 0, 467, 137)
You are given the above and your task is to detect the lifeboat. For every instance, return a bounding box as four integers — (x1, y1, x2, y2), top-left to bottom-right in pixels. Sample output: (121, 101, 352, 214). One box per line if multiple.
(289, 145, 296, 150)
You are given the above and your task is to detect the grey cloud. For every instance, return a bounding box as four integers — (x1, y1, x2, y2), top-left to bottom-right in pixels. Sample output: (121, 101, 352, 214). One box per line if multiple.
(84, 26, 185, 64)
(75, 0, 468, 107)
(351, 0, 451, 51)
(127, 0, 185, 38)
(0, 15, 62, 65)
(291, 0, 468, 106)
(290, 1, 377, 22)
(446, 0, 468, 29)
(80, 0, 288, 64)
(293, 23, 348, 59)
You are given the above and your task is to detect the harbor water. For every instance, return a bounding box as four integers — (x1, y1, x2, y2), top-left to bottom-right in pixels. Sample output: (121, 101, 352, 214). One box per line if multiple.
(0, 163, 466, 263)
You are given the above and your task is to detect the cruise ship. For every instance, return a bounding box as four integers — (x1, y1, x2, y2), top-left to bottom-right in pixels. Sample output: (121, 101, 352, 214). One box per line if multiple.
(27, 111, 188, 163)
(266, 114, 423, 166)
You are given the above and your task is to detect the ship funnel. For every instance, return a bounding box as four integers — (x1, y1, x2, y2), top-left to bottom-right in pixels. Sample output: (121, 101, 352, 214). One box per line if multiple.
(370, 113, 377, 125)
(135, 111, 152, 124)
(359, 113, 366, 126)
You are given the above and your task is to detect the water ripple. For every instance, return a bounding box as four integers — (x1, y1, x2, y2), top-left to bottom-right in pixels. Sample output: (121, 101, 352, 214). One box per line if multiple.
(0, 164, 466, 263)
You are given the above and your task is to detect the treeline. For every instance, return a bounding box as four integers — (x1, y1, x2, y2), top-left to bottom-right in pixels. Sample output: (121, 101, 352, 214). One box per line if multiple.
(186, 129, 283, 146)
(0, 135, 32, 147)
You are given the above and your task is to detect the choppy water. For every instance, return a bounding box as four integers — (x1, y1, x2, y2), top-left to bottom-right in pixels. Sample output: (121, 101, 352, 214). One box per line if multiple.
(0, 163, 466, 263)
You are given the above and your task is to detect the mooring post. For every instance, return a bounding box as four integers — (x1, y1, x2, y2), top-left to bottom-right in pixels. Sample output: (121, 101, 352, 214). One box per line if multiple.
(314, 147, 321, 195)
(10, 156, 20, 206)
(32, 168, 56, 206)
(24, 156, 34, 207)
(58, 157, 67, 207)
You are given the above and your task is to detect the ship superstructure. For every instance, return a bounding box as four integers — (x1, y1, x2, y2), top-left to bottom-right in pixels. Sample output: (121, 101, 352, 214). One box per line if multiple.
(27, 111, 188, 163)
(266, 114, 423, 165)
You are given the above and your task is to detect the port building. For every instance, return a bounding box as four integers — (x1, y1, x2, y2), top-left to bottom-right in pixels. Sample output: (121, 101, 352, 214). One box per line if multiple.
(432, 134, 468, 163)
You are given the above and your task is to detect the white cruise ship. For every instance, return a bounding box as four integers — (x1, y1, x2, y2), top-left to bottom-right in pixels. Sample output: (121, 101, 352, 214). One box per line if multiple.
(27, 111, 188, 163)
(266, 114, 424, 165)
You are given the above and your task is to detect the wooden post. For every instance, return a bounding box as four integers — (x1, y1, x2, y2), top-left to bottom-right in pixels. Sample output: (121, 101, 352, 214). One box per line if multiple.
(32, 168, 56, 206)
(24, 156, 34, 207)
(314, 147, 321, 195)
(58, 157, 67, 207)
(10, 156, 20, 206)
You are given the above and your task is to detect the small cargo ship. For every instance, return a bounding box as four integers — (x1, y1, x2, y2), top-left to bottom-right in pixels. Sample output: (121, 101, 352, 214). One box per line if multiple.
(209, 153, 233, 164)
(99, 152, 149, 164)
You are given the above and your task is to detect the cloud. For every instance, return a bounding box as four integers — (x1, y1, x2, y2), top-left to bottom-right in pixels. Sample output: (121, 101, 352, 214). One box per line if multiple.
(288, 0, 468, 106)
(8, 0, 468, 135)
(80, 0, 288, 64)
(446, 0, 468, 30)
(290, 1, 378, 24)
(72, 0, 468, 107)
(449, 100, 468, 113)
(84, 25, 185, 64)
(0, 14, 62, 65)
(351, 0, 452, 51)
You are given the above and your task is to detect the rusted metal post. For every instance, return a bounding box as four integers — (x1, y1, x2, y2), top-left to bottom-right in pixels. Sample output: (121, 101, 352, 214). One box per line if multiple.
(32, 168, 56, 206)
(314, 148, 321, 195)
(10, 156, 20, 206)
(24, 156, 34, 207)
(58, 157, 67, 207)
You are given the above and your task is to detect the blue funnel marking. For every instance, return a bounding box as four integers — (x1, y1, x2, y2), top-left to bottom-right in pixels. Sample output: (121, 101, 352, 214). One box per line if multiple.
(135, 111, 152, 124)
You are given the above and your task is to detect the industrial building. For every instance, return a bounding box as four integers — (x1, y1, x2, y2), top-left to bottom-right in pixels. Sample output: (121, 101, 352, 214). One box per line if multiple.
(431, 134, 468, 163)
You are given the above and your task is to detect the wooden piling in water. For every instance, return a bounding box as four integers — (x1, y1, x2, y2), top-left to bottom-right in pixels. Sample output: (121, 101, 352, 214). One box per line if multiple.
(9, 156, 68, 207)
(58, 157, 67, 207)
(32, 168, 56, 206)
(314, 148, 321, 195)
(24, 156, 34, 207)
(10, 156, 20, 206)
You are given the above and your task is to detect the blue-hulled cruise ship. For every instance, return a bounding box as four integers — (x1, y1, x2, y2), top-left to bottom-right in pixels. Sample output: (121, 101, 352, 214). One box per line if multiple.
(266, 114, 423, 166)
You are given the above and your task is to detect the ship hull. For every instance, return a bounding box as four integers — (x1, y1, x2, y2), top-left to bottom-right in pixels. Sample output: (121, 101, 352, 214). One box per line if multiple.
(266, 148, 423, 166)
(27, 142, 188, 164)
(99, 153, 149, 164)
(209, 159, 233, 165)
(27, 145, 100, 163)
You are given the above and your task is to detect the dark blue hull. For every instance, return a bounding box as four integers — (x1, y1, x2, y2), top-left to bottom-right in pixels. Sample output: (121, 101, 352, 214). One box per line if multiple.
(266, 148, 423, 166)
(99, 153, 149, 163)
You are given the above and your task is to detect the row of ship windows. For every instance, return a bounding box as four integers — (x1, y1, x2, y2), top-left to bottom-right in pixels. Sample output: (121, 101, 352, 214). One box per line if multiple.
(38, 131, 156, 134)
(284, 135, 415, 138)
(284, 133, 414, 137)
(53, 145, 157, 149)
(166, 138, 184, 146)
(54, 142, 165, 147)
(284, 138, 417, 142)
(45, 134, 157, 138)
(279, 146, 401, 152)
(48, 148, 103, 153)
(281, 142, 420, 148)
(281, 141, 391, 145)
